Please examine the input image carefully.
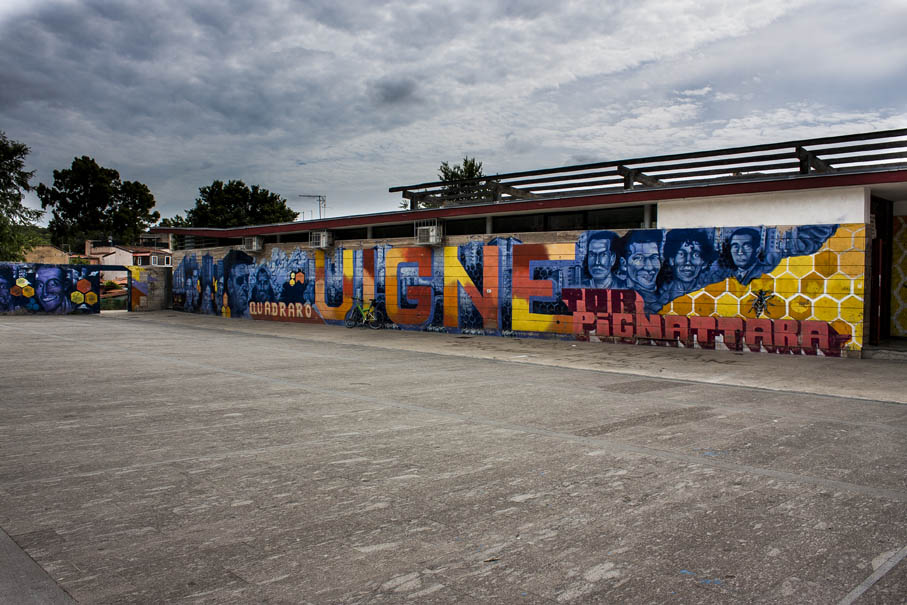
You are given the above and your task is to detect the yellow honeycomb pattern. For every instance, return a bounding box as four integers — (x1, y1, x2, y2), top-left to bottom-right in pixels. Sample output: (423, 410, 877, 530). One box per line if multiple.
(660, 224, 865, 351)
(891, 216, 907, 336)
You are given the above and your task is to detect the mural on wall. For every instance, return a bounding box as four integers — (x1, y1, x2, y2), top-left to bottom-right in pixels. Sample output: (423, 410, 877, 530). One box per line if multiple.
(173, 223, 864, 355)
(891, 216, 907, 337)
(0, 263, 101, 314)
(129, 266, 159, 311)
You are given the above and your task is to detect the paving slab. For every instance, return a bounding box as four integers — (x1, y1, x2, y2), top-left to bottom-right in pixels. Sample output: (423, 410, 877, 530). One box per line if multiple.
(1, 312, 905, 604)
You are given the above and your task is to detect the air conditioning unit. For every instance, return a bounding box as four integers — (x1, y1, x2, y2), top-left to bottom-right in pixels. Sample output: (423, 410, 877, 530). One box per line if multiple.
(309, 231, 333, 248)
(416, 225, 442, 245)
(242, 236, 263, 251)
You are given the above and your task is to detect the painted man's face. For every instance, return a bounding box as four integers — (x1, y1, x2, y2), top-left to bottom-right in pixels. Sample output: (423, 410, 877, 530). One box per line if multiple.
(229, 264, 250, 310)
(622, 242, 661, 292)
(587, 238, 616, 284)
(255, 270, 269, 292)
(36, 267, 65, 312)
(670, 241, 704, 284)
(730, 234, 756, 269)
(0, 276, 10, 309)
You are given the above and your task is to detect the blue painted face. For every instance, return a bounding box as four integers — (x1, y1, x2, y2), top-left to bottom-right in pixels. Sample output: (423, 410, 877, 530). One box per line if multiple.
(623, 242, 661, 292)
(36, 267, 66, 312)
(670, 241, 704, 284)
(730, 234, 756, 269)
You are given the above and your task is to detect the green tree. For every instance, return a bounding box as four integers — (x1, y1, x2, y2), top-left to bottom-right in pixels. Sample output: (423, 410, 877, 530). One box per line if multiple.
(184, 180, 298, 227)
(36, 156, 160, 250)
(0, 131, 43, 261)
(158, 214, 189, 227)
(408, 156, 495, 209)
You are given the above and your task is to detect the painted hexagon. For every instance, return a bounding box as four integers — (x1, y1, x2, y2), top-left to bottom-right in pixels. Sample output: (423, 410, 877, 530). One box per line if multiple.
(693, 292, 717, 317)
(16, 277, 28, 287)
(839, 295, 864, 324)
(800, 272, 825, 298)
(76, 279, 91, 293)
(71, 291, 85, 304)
(748, 276, 774, 293)
(704, 279, 729, 297)
(825, 274, 852, 299)
(786, 255, 814, 278)
(831, 320, 855, 344)
(828, 230, 852, 253)
(787, 295, 812, 321)
(670, 294, 693, 317)
(10, 285, 22, 297)
(22, 285, 35, 298)
(837, 251, 864, 277)
(813, 250, 838, 278)
(813, 295, 840, 323)
(85, 291, 99, 305)
(774, 274, 799, 297)
(726, 277, 747, 297)
(715, 293, 740, 317)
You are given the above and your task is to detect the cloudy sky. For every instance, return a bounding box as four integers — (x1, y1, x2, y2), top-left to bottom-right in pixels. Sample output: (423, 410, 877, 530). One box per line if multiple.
(2, 0, 906, 224)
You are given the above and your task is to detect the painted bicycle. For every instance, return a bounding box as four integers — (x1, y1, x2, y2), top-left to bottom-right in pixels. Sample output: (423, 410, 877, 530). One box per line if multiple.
(345, 297, 385, 329)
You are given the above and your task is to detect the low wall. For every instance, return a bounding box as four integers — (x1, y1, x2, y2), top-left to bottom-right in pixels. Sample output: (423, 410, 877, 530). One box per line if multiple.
(128, 266, 171, 311)
(171, 223, 865, 356)
(0, 263, 102, 314)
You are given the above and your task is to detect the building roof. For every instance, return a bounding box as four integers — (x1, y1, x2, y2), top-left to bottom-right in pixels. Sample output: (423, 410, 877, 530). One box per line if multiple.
(150, 128, 907, 239)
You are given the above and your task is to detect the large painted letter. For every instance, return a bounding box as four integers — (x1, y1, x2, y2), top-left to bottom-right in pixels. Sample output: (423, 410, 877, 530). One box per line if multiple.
(386, 247, 434, 326)
(512, 244, 574, 334)
(443, 245, 499, 330)
(314, 249, 354, 321)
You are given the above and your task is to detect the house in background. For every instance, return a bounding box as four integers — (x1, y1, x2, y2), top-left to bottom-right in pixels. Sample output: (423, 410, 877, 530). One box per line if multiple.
(24, 245, 70, 264)
(83, 240, 172, 267)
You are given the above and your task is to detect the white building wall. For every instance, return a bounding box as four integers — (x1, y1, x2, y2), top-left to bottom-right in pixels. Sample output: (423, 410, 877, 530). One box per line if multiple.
(657, 186, 869, 228)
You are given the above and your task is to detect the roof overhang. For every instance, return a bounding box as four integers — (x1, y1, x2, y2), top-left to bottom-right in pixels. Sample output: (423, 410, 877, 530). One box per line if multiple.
(150, 168, 907, 238)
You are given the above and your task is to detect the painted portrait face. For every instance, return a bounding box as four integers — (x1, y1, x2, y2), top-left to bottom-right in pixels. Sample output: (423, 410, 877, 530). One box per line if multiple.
(36, 266, 66, 312)
(670, 241, 704, 284)
(0, 275, 10, 309)
(622, 242, 661, 292)
(229, 263, 251, 310)
(730, 233, 756, 269)
(587, 238, 616, 284)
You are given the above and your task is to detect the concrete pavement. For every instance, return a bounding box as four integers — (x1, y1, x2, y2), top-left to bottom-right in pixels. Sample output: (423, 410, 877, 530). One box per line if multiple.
(1, 312, 905, 603)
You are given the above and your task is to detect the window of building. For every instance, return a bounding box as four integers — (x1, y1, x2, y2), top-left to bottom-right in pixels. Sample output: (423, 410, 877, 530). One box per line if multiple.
(492, 214, 544, 233)
(333, 227, 369, 241)
(546, 212, 586, 231)
(444, 218, 487, 236)
(587, 206, 646, 230)
(372, 223, 414, 239)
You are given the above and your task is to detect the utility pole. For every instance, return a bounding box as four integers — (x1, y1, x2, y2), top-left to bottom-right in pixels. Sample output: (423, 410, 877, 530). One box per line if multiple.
(298, 194, 326, 219)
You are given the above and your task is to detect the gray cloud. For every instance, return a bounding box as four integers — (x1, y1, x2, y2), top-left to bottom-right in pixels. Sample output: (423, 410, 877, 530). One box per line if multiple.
(2, 0, 905, 223)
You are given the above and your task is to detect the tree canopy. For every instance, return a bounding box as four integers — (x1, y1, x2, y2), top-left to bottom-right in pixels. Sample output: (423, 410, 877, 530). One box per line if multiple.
(158, 214, 189, 227)
(183, 180, 298, 228)
(408, 156, 495, 209)
(36, 156, 160, 250)
(0, 131, 43, 261)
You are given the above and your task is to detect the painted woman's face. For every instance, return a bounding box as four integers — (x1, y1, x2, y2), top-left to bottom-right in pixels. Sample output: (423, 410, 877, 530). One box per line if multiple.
(670, 241, 704, 284)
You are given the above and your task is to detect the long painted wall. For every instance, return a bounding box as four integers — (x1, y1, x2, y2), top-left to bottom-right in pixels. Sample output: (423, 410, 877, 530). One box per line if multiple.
(0, 263, 102, 314)
(172, 223, 865, 356)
